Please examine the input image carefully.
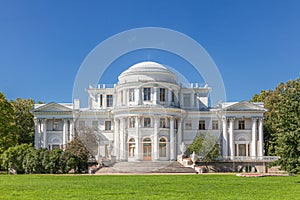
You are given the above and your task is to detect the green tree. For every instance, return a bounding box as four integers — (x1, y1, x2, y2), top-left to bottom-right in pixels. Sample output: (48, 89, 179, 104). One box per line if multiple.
(1, 144, 33, 174)
(62, 137, 89, 173)
(251, 78, 300, 174)
(10, 98, 35, 145)
(188, 132, 220, 160)
(0, 93, 17, 154)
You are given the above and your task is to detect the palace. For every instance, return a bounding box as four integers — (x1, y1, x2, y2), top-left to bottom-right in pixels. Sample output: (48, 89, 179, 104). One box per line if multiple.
(32, 61, 266, 162)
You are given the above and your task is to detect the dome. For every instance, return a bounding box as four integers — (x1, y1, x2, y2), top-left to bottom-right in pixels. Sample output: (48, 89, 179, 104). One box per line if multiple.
(118, 61, 178, 84)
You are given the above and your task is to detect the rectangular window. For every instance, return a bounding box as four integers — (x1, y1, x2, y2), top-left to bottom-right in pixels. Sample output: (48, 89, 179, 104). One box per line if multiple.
(100, 94, 103, 107)
(107, 95, 113, 107)
(144, 117, 151, 128)
(171, 91, 175, 102)
(183, 94, 190, 107)
(53, 121, 59, 130)
(129, 117, 135, 128)
(143, 88, 151, 101)
(129, 88, 135, 102)
(160, 118, 166, 128)
(160, 88, 166, 102)
(238, 120, 245, 130)
(212, 120, 219, 130)
(198, 120, 205, 130)
(79, 121, 85, 130)
(105, 121, 111, 130)
(185, 122, 192, 130)
(92, 121, 98, 131)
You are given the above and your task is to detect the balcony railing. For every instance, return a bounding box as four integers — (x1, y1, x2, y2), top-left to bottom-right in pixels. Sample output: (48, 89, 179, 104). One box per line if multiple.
(215, 156, 280, 162)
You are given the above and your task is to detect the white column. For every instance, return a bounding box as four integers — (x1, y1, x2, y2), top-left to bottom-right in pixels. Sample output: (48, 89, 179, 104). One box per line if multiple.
(153, 87, 158, 105)
(63, 119, 67, 147)
(97, 94, 101, 109)
(170, 117, 175, 160)
(120, 118, 125, 161)
(258, 118, 264, 157)
(153, 116, 159, 160)
(177, 118, 182, 155)
(167, 89, 172, 106)
(103, 94, 107, 109)
(252, 118, 257, 158)
(222, 118, 228, 157)
(114, 118, 120, 160)
(135, 88, 140, 105)
(69, 119, 74, 141)
(42, 119, 47, 148)
(229, 118, 234, 159)
(135, 116, 141, 160)
(34, 119, 40, 149)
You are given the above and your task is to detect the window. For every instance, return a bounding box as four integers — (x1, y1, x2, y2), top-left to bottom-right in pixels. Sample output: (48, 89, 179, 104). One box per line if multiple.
(107, 95, 113, 107)
(160, 118, 166, 128)
(183, 94, 190, 107)
(144, 117, 151, 128)
(198, 120, 205, 130)
(143, 88, 151, 101)
(105, 121, 111, 130)
(238, 120, 245, 130)
(171, 91, 175, 102)
(128, 138, 135, 157)
(212, 120, 219, 130)
(79, 121, 85, 130)
(100, 94, 103, 107)
(185, 122, 192, 130)
(92, 121, 98, 131)
(160, 88, 166, 102)
(129, 117, 135, 128)
(53, 121, 59, 130)
(129, 88, 135, 102)
(159, 138, 167, 157)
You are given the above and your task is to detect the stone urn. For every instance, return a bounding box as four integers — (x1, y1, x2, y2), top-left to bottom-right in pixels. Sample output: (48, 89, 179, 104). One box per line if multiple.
(190, 151, 198, 168)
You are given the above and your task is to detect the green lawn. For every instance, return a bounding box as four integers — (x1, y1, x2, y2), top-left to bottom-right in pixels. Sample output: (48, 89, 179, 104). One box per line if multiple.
(0, 174, 299, 199)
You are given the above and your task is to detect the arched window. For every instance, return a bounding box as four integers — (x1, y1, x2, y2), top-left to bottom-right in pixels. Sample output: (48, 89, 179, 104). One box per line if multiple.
(159, 138, 167, 157)
(128, 138, 135, 157)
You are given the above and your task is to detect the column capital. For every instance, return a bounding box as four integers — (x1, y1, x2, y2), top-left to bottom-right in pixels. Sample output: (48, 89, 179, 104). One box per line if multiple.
(252, 117, 258, 122)
(229, 117, 235, 122)
(258, 117, 264, 122)
(34, 118, 39, 125)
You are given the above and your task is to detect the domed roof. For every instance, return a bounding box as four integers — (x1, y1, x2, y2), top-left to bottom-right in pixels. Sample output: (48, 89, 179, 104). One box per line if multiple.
(118, 61, 178, 84)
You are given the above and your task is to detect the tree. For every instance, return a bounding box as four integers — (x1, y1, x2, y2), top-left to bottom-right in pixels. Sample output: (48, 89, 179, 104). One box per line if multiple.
(10, 98, 35, 145)
(1, 144, 33, 174)
(188, 132, 220, 160)
(0, 93, 18, 154)
(251, 78, 300, 174)
(62, 137, 89, 173)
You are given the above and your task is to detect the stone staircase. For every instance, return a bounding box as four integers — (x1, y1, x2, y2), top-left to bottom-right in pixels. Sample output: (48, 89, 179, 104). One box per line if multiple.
(96, 161, 196, 174)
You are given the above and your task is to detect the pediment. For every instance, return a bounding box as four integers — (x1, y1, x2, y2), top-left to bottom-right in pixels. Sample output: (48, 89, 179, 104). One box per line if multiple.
(33, 102, 73, 112)
(223, 101, 266, 111)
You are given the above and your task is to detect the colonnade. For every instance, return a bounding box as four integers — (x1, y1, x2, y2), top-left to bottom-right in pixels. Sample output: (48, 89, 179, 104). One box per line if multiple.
(222, 117, 264, 159)
(113, 115, 182, 161)
(34, 119, 74, 149)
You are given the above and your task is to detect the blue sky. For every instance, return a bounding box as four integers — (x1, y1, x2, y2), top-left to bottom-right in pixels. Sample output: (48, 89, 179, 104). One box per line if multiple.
(1, 0, 299, 105)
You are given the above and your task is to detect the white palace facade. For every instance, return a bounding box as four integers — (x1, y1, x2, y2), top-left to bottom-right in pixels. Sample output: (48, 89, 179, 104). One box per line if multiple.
(32, 61, 266, 162)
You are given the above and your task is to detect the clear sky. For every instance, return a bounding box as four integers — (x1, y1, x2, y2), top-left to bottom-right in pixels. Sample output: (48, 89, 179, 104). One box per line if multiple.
(1, 0, 299, 105)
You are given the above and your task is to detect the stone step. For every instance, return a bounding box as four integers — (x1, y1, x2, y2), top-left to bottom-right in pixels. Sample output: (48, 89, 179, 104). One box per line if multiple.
(96, 161, 196, 174)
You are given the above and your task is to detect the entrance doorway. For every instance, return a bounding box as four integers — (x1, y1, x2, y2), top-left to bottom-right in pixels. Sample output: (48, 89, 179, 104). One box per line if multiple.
(143, 138, 152, 161)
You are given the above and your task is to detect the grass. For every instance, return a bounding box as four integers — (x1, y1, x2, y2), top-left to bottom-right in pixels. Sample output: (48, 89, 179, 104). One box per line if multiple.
(0, 174, 299, 199)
